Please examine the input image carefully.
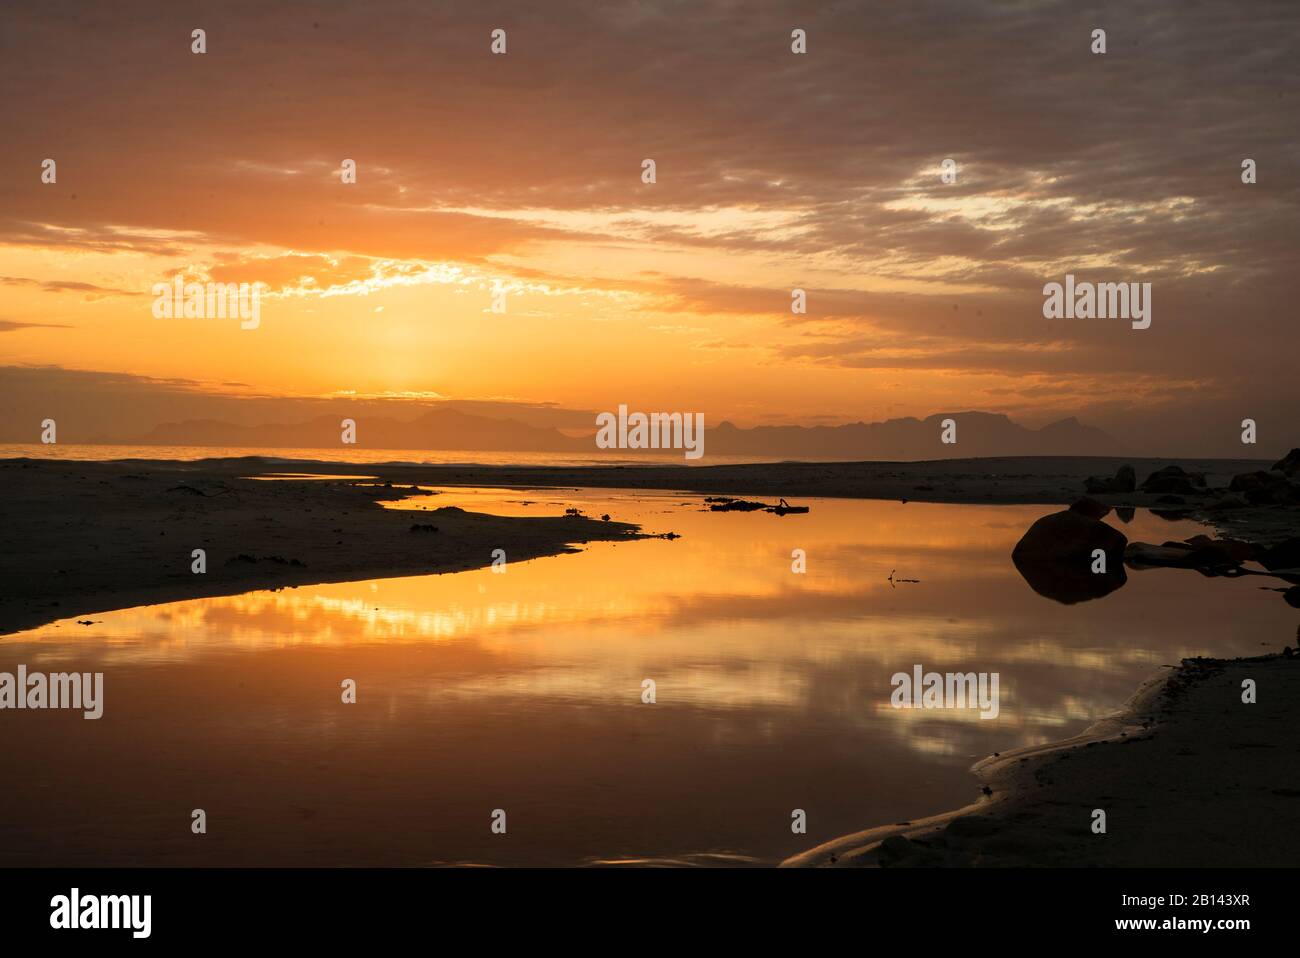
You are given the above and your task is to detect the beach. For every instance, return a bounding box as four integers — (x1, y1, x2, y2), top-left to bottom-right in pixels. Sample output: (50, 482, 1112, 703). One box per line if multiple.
(784, 653, 1300, 867)
(0, 457, 648, 636)
(2, 452, 1297, 869)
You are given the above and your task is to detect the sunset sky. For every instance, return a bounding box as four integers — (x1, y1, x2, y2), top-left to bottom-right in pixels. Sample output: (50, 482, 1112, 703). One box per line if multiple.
(1, 0, 1296, 454)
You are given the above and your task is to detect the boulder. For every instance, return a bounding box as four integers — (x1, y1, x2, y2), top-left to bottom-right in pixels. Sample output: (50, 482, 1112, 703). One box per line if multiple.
(1272, 448, 1300, 478)
(1069, 496, 1111, 520)
(1084, 463, 1137, 495)
(1228, 470, 1300, 505)
(1141, 465, 1207, 495)
(1262, 538, 1300, 571)
(1012, 505, 1128, 604)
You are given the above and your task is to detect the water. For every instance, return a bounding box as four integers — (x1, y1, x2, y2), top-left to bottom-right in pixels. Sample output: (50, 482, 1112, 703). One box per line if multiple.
(1, 489, 1292, 866)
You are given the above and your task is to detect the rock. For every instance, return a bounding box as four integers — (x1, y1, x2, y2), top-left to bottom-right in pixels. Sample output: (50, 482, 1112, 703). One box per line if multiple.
(878, 835, 915, 863)
(1069, 496, 1111, 520)
(1141, 465, 1207, 495)
(1114, 506, 1135, 523)
(1263, 538, 1300, 571)
(1183, 535, 1259, 563)
(1084, 463, 1136, 494)
(1126, 536, 1252, 572)
(1125, 542, 1200, 569)
(1012, 507, 1128, 604)
(1272, 448, 1300, 477)
(1229, 470, 1300, 505)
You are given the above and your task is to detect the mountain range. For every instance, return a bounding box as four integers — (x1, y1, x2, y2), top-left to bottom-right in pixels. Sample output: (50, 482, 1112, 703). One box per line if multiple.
(120, 409, 1127, 460)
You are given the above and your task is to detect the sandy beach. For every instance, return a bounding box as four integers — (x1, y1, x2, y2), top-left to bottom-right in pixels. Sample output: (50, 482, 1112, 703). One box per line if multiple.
(784, 653, 1300, 867)
(0, 458, 646, 636)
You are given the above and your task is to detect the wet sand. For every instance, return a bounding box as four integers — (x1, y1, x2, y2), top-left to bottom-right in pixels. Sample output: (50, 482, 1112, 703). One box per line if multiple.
(784, 653, 1300, 867)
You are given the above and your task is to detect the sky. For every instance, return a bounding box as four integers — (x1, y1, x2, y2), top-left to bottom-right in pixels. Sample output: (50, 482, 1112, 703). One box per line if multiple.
(1, 0, 1296, 455)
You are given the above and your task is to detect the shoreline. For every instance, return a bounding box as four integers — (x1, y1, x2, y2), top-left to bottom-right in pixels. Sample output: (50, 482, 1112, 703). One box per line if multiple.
(5, 451, 1274, 504)
(784, 653, 1300, 867)
(5, 454, 1295, 636)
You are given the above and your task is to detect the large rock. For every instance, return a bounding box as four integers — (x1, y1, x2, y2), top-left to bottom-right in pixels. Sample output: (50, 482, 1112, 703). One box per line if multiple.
(1262, 538, 1300, 572)
(1228, 469, 1300, 505)
(1272, 448, 1300, 478)
(1011, 502, 1128, 604)
(1084, 463, 1136, 495)
(1140, 465, 1207, 495)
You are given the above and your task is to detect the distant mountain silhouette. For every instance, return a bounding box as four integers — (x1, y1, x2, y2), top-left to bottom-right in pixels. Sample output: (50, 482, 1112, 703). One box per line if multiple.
(130, 408, 1125, 460)
(705, 412, 1127, 459)
(136, 410, 589, 452)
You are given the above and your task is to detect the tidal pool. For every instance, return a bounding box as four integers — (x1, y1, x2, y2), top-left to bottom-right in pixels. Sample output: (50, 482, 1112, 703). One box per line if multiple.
(1, 489, 1292, 866)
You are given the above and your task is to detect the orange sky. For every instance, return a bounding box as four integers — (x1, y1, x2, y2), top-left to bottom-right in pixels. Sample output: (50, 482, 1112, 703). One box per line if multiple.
(1, 1, 1296, 450)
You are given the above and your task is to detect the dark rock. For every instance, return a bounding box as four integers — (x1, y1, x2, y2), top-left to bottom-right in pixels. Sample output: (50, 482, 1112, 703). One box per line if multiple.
(1084, 463, 1136, 494)
(1228, 469, 1300, 505)
(1183, 535, 1258, 563)
(1141, 465, 1207, 495)
(1069, 496, 1111, 520)
(1263, 538, 1300, 571)
(1126, 536, 1253, 572)
(1272, 448, 1300, 477)
(1012, 507, 1128, 604)
(878, 835, 915, 863)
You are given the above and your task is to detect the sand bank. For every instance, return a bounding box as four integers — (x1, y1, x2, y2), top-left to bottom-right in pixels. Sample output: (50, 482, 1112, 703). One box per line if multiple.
(784, 654, 1300, 867)
(0, 459, 644, 635)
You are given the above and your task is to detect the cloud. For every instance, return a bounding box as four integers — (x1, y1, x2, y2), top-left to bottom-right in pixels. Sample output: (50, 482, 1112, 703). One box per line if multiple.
(1, 275, 135, 297)
(0, 0, 1294, 451)
(0, 319, 73, 332)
